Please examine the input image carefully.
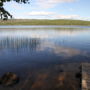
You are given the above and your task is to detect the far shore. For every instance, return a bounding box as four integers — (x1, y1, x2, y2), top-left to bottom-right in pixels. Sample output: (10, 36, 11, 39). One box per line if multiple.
(0, 19, 90, 26)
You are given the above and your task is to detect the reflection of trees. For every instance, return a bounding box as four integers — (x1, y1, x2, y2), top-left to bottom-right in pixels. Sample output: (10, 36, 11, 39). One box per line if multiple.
(0, 37, 40, 52)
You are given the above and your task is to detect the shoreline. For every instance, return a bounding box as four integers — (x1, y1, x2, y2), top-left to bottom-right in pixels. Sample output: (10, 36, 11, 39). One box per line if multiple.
(0, 19, 90, 26)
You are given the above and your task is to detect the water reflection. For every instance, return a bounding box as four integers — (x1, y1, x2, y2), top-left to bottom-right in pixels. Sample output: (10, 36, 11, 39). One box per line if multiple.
(0, 37, 40, 52)
(37, 41, 87, 58)
(1, 26, 90, 90)
(0, 28, 90, 67)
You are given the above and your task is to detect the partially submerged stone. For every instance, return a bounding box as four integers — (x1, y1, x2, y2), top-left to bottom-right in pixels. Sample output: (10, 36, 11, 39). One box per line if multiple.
(0, 72, 19, 86)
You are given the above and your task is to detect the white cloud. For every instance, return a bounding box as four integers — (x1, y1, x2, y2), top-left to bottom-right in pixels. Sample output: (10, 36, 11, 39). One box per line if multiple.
(36, 0, 76, 8)
(14, 10, 90, 20)
(28, 11, 55, 16)
(27, 11, 81, 20)
(54, 14, 80, 19)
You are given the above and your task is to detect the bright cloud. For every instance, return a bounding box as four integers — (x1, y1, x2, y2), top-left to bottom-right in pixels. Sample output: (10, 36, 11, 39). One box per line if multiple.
(54, 14, 80, 19)
(36, 0, 76, 8)
(27, 11, 80, 19)
(4, 0, 90, 21)
(28, 11, 55, 16)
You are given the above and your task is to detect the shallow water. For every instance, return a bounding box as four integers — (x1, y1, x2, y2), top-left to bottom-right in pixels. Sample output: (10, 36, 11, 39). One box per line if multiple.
(0, 25, 90, 76)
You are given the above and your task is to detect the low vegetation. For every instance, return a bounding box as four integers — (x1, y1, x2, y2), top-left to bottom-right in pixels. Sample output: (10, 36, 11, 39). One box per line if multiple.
(0, 19, 90, 26)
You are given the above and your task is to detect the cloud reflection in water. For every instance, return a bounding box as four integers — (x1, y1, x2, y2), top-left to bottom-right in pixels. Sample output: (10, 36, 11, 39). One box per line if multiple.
(37, 41, 88, 58)
(0, 28, 90, 61)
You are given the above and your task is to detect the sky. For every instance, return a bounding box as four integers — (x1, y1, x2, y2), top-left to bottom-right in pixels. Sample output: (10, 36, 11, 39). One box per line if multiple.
(3, 0, 90, 20)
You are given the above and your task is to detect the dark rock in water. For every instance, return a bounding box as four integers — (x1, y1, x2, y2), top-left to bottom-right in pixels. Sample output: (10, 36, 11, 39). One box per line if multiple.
(75, 72, 81, 89)
(0, 72, 19, 86)
(75, 72, 81, 79)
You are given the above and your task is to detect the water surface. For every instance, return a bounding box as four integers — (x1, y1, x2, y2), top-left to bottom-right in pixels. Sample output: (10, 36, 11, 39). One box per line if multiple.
(0, 25, 90, 76)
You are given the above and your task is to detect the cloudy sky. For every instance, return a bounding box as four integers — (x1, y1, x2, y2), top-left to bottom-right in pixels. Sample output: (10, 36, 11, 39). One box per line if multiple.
(4, 0, 90, 20)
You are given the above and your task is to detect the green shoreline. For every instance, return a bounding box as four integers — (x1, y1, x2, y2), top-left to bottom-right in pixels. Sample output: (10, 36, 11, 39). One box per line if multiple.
(0, 19, 90, 26)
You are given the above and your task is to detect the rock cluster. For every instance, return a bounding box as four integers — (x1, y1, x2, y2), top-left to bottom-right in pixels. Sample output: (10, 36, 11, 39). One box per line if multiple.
(0, 72, 19, 86)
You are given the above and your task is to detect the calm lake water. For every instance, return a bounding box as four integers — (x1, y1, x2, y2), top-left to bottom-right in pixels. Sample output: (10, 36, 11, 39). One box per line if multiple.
(0, 25, 90, 76)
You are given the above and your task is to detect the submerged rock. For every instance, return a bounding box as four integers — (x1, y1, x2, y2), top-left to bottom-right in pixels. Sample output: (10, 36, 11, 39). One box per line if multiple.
(0, 72, 19, 86)
(75, 72, 81, 79)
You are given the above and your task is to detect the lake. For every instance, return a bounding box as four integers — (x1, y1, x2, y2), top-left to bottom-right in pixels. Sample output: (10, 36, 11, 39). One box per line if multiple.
(0, 25, 90, 77)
